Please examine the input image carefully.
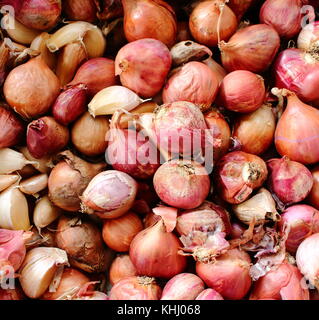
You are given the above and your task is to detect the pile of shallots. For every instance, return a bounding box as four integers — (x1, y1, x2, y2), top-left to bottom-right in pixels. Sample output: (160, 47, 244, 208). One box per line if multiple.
(0, 0, 319, 301)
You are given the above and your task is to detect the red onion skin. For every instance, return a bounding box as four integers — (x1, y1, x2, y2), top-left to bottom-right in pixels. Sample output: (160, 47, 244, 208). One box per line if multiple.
(115, 38, 172, 98)
(26, 116, 69, 159)
(215, 151, 268, 204)
(274, 49, 319, 106)
(52, 84, 88, 126)
(69, 58, 117, 97)
(154, 101, 208, 156)
(63, 0, 97, 22)
(279, 205, 319, 253)
(217, 70, 266, 113)
(109, 276, 162, 300)
(0, 106, 24, 148)
(109, 255, 138, 285)
(230, 222, 246, 239)
(0, 288, 24, 300)
(16, 0, 62, 31)
(220, 24, 280, 73)
(153, 160, 211, 210)
(162, 61, 219, 112)
(298, 21, 319, 52)
(274, 92, 319, 164)
(161, 273, 205, 300)
(250, 262, 310, 300)
(129, 220, 187, 279)
(267, 157, 313, 205)
(260, 0, 303, 38)
(107, 129, 160, 180)
(308, 166, 319, 209)
(196, 249, 252, 300)
(228, 0, 255, 21)
(195, 288, 224, 300)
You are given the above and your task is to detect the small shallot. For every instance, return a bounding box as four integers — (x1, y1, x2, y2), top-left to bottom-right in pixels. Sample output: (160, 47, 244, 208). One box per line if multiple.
(109, 255, 138, 285)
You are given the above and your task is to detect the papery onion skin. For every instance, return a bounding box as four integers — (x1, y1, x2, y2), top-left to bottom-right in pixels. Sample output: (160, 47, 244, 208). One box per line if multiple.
(273, 49, 319, 106)
(0, 288, 25, 300)
(203, 57, 227, 85)
(26, 116, 69, 159)
(161, 273, 205, 300)
(109, 276, 162, 300)
(130, 220, 187, 279)
(154, 101, 208, 156)
(68, 58, 117, 97)
(0, 106, 24, 148)
(215, 151, 268, 204)
(279, 205, 319, 254)
(189, 0, 238, 47)
(217, 70, 266, 113)
(298, 21, 319, 52)
(115, 38, 172, 98)
(233, 104, 276, 155)
(4, 56, 60, 119)
(308, 166, 319, 209)
(41, 268, 89, 300)
(16, 0, 62, 31)
(162, 61, 219, 112)
(81, 170, 138, 219)
(220, 24, 280, 73)
(195, 288, 224, 300)
(52, 84, 88, 126)
(260, 0, 303, 38)
(267, 157, 313, 205)
(250, 262, 310, 300)
(196, 248, 252, 300)
(228, 0, 255, 21)
(274, 91, 319, 164)
(63, 0, 97, 22)
(109, 255, 138, 285)
(122, 0, 177, 48)
(102, 211, 143, 252)
(56, 215, 113, 273)
(153, 160, 210, 210)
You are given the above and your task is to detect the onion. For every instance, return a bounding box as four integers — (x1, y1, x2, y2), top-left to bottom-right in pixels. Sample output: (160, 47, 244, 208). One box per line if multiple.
(250, 262, 310, 300)
(71, 112, 109, 157)
(63, 0, 97, 22)
(109, 255, 138, 285)
(309, 166, 319, 209)
(27, 116, 69, 159)
(4, 56, 60, 119)
(15, 0, 61, 31)
(153, 159, 210, 210)
(176, 21, 192, 42)
(230, 221, 246, 239)
(129, 219, 187, 279)
(75, 282, 109, 300)
(0, 288, 24, 300)
(106, 111, 160, 179)
(52, 84, 88, 126)
(115, 38, 172, 98)
(109, 276, 162, 300)
(56, 215, 113, 273)
(195, 288, 224, 300)
(161, 273, 205, 300)
(228, 0, 255, 21)
(215, 151, 268, 204)
(232, 104, 276, 155)
(274, 89, 319, 164)
(48, 150, 105, 212)
(196, 248, 252, 300)
(81, 170, 138, 219)
(203, 57, 227, 84)
(204, 109, 231, 161)
(102, 211, 143, 252)
(95, 0, 123, 20)
(42, 268, 89, 300)
(279, 205, 319, 253)
(154, 101, 208, 156)
(0, 106, 24, 148)
(220, 24, 280, 73)
(217, 70, 266, 113)
(189, 0, 237, 47)
(122, 0, 177, 47)
(162, 61, 219, 112)
(267, 157, 313, 205)
(298, 21, 319, 52)
(68, 57, 117, 97)
(273, 49, 319, 106)
(260, 0, 304, 38)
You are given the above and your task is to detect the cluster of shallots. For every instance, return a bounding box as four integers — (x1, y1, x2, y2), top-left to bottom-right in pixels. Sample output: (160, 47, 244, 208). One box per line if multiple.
(0, 0, 319, 301)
